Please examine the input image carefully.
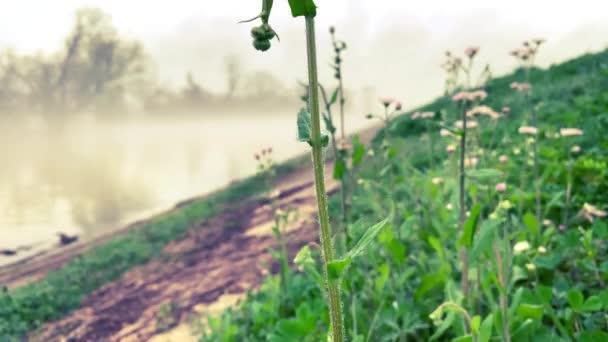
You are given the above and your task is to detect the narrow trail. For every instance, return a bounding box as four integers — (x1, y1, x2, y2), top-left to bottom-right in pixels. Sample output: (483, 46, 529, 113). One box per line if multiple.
(17, 125, 379, 342)
(33, 169, 336, 342)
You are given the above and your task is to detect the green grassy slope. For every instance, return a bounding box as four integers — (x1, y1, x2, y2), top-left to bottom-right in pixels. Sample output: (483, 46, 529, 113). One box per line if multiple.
(202, 49, 608, 341)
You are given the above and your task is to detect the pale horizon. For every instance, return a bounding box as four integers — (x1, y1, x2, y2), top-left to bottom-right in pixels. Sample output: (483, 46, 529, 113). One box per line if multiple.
(1, 0, 608, 108)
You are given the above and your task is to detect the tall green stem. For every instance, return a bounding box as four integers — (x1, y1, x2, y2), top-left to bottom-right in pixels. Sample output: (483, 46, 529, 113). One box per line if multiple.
(305, 15, 344, 341)
(459, 102, 470, 308)
(525, 93, 541, 229)
(562, 152, 573, 229)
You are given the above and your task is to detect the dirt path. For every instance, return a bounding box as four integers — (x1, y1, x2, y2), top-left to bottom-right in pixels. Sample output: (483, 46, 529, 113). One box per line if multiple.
(30, 163, 339, 341)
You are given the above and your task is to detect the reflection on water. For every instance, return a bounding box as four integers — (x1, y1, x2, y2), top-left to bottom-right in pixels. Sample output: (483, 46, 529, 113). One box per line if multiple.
(0, 109, 371, 258)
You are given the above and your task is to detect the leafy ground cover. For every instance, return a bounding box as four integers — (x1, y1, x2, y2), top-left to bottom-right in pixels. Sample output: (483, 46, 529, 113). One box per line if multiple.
(201, 49, 608, 341)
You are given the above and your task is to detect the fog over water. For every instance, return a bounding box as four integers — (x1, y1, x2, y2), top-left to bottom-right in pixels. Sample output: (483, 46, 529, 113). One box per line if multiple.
(0, 108, 371, 258)
(0, 0, 607, 260)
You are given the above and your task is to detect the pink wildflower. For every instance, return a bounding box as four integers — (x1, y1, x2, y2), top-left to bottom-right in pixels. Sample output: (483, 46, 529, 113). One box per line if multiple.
(495, 182, 507, 192)
(560, 128, 583, 136)
(465, 46, 479, 58)
(380, 98, 394, 108)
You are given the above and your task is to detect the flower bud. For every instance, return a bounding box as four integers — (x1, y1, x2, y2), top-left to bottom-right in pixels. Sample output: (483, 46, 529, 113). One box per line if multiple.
(253, 39, 271, 52)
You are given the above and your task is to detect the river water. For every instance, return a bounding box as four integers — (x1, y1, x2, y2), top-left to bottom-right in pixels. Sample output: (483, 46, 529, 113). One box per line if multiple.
(0, 108, 372, 266)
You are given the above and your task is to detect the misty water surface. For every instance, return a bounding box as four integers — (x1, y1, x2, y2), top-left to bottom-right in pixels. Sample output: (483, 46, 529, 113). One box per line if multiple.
(0, 108, 371, 265)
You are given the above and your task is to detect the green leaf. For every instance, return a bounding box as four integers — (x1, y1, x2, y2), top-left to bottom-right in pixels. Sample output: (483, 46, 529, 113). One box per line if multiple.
(327, 257, 352, 282)
(374, 263, 390, 294)
(346, 216, 392, 259)
(458, 203, 482, 249)
(470, 219, 498, 262)
(326, 216, 391, 283)
(478, 314, 494, 342)
(567, 290, 584, 309)
(579, 331, 608, 342)
(329, 87, 339, 106)
(287, 0, 317, 17)
(321, 134, 329, 148)
(452, 335, 473, 342)
(467, 169, 503, 180)
(415, 271, 446, 301)
(536, 285, 553, 305)
(579, 296, 602, 312)
(333, 157, 346, 180)
(534, 254, 562, 270)
(543, 190, 565, 216)
(428, 236, 445, 260)
(522, 212, 539, 237)
(470, 315, 481, 334)
(517, 304, 544, 320)
(297, 107, 329, 148)
(297, 108, 312, 144)
(599, 289, 608, 309)
(351, 136, 365, 167)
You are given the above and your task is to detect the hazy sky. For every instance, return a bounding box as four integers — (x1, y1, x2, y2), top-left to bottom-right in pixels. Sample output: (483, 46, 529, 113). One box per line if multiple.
(1, 0, 608, 108)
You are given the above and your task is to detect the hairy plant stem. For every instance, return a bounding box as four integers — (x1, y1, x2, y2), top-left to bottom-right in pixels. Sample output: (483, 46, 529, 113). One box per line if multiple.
(525, 92, 542, 230)
(338, 66, 346, 142)
(319, 85, 349, 246)
(458, 102, 470, 314)
(493, 242, 511, 342)
(305, 15, 344, 342)
(562, 151, 573, 229)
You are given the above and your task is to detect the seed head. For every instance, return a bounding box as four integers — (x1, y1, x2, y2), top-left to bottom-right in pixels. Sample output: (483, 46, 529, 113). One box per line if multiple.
(329, 26, 335, 34)
(464, 46, 479, 58)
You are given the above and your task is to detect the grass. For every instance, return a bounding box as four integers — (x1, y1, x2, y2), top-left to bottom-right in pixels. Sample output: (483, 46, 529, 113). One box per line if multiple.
(0, 153, 309, 340)
(201, 49, 608, 341)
